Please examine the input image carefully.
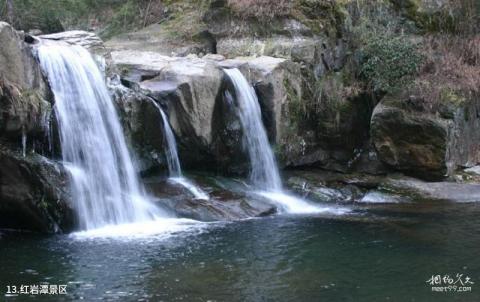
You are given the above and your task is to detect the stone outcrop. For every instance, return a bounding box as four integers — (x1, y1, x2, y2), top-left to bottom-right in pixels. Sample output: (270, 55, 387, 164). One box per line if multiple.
(110, 46, 378, 175)
(0, 22, 74, 233)
(112, 51, 228, 171)
(371, 94, 480, 180)
(0, 22, 51, 139)
(146, 176, 276, 221)
(0, 147, 74, 232)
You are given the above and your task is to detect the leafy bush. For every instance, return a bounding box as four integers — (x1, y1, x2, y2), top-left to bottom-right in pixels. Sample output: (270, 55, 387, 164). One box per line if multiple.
(360, 34, 423, 93)
(227, 0, 293, 19)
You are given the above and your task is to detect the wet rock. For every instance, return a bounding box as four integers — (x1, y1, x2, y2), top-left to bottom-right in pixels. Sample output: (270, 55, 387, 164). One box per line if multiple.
(110, 83, 166, 173)
(145, 176, 276, 221)
(219, 56, 299, 143)
(0, 146, 74, 232)
(285, 171, 367, 203)
(111, 51, 228, 171)
(382, 177, 480, 203)
(359, 191, 407, 204)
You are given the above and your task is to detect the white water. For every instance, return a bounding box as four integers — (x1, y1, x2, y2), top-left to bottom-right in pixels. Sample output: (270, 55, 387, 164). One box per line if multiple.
(21, 128, 27, 157)
(71, 218, 208, 240)
(224, 68, 282, 191)
(169, 177, 209, 200)
(225, 68, 342, 214)
(37, 41, 165, 230)
(151, 102, 209, 200)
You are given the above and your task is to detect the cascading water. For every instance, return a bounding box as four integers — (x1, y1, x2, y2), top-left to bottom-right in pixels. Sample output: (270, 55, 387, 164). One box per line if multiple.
(151, 102, 209, 200)
(224, 68, 282, 191)
(224, 68, 346, 214)
(37, 41, 164, 230)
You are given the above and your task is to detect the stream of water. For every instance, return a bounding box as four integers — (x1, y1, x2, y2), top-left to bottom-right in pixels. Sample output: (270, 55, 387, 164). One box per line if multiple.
(37, 41, 169, 231)
(225, 68, 337, 214)
(151, 102, 209, 200)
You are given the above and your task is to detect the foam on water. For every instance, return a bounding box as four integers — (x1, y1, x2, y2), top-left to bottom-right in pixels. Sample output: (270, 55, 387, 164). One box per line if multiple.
(257, 191, 350, 215)
(71, 218, 208, 240)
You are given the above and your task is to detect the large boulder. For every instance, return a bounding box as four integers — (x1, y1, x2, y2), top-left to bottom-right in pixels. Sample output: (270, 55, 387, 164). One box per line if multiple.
(0, 146, 74, 232)
(111, 51, 228, 172)
(371, 94, 480, 180)
(0, 23, 76, 232)
(110, 82, 167, 173)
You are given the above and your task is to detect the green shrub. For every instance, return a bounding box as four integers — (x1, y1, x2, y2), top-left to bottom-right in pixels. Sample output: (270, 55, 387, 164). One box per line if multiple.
(360, 34, 423, 93)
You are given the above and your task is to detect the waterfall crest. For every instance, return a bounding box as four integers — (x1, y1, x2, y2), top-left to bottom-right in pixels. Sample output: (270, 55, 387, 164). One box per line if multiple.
(38, 41, 163, 230)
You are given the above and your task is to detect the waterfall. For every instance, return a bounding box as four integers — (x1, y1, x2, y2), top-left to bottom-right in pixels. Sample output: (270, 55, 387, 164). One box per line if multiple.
(151, 102, 209, 200)
(21, 127, 27, 157)
(225, 68, 335, 214)
(37, 41, 163, 230)
(224, 68, 282, 191)
(156, 104, 182, 176)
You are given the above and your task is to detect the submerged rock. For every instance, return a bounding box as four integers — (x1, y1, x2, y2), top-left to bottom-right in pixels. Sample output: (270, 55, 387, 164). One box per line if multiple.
(382, 177, 480, 203)
(145, 176, 276, 221)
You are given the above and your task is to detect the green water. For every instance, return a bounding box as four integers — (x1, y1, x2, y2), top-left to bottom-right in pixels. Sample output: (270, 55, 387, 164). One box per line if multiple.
(1, 201, 479, 301)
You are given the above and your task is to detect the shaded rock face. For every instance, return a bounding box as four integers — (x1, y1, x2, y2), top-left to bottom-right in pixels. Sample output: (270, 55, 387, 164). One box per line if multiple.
(112, 51, 231, 172)
(106, 23, 216, 57)
(0, 22, 74, 233)
(371, 95, 480, 180)
(0, 22, 51, 140)
(0, 147, 74, 232)
(110, 83, 167, 173)
(111, 49, 376, 175)
(371, 101, 448, 179)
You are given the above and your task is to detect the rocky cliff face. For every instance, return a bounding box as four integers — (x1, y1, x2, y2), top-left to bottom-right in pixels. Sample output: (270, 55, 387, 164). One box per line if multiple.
(0, 22, 51, 139)
(371, 93, 480, 180)
(0, 22, 73, 232)
(104, 0, 480, 180)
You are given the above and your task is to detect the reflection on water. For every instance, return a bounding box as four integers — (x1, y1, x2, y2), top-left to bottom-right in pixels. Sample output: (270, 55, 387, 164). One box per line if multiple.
(1, 201, 480, 301)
